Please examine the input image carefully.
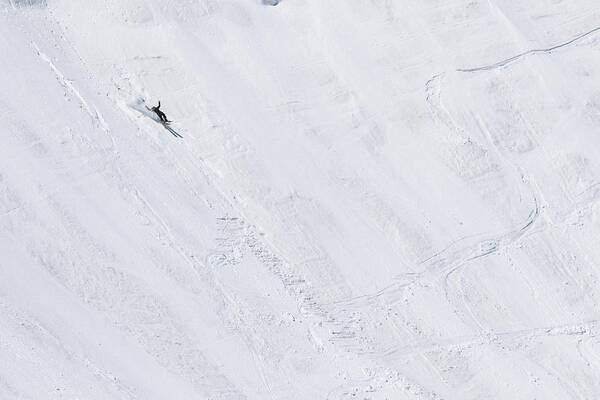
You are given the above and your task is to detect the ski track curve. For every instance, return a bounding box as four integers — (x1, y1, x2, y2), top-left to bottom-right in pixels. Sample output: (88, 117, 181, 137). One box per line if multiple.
(421, 32, 552, 331)
(456, 25, 600, 73)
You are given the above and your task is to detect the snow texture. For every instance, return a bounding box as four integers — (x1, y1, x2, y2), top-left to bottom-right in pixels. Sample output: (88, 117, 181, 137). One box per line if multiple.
(2, 0, 600, 399)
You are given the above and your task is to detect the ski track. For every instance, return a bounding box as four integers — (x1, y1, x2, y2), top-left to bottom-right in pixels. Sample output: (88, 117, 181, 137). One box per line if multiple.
(32, 42, 110, 134)
(456, 25, 600, 73)
(383, 318, 600, 364)
(419, 23, 600, 332)
(327, 193, 540, 322)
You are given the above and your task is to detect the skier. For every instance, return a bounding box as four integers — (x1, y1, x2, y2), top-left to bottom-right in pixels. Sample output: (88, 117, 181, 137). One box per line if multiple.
(148, 101, 171, 123)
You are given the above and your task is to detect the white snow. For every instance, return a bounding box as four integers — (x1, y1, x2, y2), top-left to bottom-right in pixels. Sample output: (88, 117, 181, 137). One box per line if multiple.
(2, 0, 600, 398)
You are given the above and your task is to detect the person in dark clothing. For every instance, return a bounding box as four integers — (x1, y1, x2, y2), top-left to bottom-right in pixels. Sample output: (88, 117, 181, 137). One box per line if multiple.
(148, 101, 171, 123)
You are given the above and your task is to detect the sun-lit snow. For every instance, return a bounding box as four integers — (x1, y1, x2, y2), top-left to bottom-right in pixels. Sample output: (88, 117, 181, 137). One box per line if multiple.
(2, 0, 600, 398)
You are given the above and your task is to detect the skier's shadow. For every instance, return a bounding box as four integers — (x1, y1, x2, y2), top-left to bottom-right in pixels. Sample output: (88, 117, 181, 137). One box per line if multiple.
(129, 99, 183, 138)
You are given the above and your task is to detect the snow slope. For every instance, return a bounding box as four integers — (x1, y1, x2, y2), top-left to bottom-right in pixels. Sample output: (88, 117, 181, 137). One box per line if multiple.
(2, 0, 600, 398)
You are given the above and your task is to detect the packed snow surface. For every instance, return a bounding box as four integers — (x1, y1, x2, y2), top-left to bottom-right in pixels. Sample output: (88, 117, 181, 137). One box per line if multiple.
(2, 0, 600, 399)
